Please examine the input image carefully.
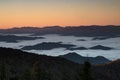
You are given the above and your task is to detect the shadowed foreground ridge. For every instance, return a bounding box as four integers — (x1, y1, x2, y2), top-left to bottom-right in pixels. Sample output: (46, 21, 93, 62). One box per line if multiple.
(0, 47, 120, 80)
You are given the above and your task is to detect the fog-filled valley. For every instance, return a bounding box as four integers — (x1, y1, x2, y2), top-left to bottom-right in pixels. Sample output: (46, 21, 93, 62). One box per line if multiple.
(0, 33, 120, 60)
(0, 26, 120, 80)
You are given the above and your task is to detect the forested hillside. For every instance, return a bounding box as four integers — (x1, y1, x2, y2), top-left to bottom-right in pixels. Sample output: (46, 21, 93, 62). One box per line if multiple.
(0, 47, 120, 80)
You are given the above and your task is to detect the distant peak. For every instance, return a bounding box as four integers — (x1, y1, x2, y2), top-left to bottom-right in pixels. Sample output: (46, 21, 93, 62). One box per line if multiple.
(64, 52, 81, 56)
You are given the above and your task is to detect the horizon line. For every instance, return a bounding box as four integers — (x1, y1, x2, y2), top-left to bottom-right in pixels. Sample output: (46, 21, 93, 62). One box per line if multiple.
(0, 25, 120, 29)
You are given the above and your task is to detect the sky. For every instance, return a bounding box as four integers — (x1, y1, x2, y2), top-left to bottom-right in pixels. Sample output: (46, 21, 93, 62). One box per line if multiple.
(0, 0, 120, 29)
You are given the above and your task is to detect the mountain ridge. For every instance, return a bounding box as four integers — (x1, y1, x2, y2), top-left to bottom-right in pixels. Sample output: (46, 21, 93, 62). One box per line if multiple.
(59, 52, 110, 64)
(0, 26, 120, 37)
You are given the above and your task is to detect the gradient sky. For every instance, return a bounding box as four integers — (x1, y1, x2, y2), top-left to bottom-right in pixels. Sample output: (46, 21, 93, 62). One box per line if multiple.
(0, 0, 120, 28)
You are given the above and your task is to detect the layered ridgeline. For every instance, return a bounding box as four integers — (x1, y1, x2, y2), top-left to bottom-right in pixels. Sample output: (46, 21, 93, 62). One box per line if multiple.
(59, 52, 110, 64)
(0, 47, 120, 80)
(0, 35, 44, 42)
(0, 26, 120, 37)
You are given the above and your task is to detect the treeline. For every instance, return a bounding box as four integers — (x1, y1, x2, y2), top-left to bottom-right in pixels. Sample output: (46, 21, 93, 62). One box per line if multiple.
(0, 61, 94, 80)
(0, 61, 50, 80)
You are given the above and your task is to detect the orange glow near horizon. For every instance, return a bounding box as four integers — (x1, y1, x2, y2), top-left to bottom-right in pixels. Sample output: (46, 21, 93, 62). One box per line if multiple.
(0, 0, 120, 29)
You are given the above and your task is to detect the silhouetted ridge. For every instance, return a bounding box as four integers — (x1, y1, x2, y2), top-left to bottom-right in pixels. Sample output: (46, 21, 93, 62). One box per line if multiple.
(59, 52, 110, 64)
(92, 36, 111, 40)
(89, 45, 113, 50)
(0, 35, 44, 42)
(69, 47, 88, 50)
(0, 26, 120, 37)
(21, 42, 75, 50)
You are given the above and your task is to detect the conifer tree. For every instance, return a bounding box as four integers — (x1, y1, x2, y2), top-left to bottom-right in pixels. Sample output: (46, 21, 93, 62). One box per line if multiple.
(82, 61, 94, 80)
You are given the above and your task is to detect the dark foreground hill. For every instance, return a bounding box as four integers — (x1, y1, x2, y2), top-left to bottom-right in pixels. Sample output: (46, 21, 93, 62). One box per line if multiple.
(0, 47, 120, 80)
(94, 60, 120, 80)
(0, 47, 79, 80)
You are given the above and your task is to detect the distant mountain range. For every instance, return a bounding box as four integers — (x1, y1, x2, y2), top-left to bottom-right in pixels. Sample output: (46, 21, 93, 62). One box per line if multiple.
(22, 42, 76, 50)
(0, 35, 44, 42)
(59, 52, 110, 64)
(22, 43, 113, 50)
(0, 26, 120, 37)
(89, 45, 113, 50)
(0, 47, 120, 80)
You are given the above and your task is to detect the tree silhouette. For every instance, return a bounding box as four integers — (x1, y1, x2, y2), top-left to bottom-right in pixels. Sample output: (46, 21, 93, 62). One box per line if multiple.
(75, 65, 82, 80)
(82, 61, 94, 80)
